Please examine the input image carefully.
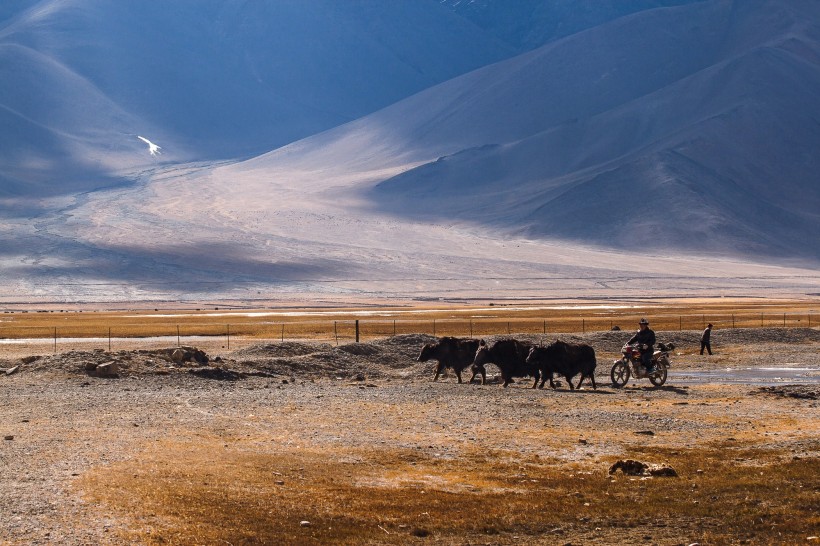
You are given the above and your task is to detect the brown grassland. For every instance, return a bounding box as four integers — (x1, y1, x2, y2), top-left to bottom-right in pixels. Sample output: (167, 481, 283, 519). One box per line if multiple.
(80, 440, 820, 545)
(2, 297, 817, 345)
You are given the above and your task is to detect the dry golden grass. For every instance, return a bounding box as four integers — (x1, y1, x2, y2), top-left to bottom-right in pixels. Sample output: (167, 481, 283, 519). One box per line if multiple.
(81, 438, 820, 545)
(2, 298, 818, 342)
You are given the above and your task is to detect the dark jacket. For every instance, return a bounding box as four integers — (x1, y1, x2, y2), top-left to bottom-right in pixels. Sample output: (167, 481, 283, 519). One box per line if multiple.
(628, 328, 656, 351)
(701, 327, 712, 343)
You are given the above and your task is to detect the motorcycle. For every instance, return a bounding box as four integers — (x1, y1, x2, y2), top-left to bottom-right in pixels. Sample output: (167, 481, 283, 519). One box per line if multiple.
(610, 342, 674, 388)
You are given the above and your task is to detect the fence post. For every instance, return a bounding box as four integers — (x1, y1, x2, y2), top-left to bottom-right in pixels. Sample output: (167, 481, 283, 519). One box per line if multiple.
(732, 314, 735, 329)
(177, 325, 180, 347)
(226, 324, 230, 350)
(679, 316, 682, 331)
(334, 321, 338, 345)
(783, 313, 786, 327)
(281, 323, 285, 342)
(543, 320, 546, 334)
(109, 327, 111, 352)
(507, 322, 511, 335)
(470, 320, 473, 337)
(432, 319, 435, 336)
(582, 319, 585, 333)
(54, 327, 57, 353)
(393, 320, 396, 336)
(355, 320, 360, 343)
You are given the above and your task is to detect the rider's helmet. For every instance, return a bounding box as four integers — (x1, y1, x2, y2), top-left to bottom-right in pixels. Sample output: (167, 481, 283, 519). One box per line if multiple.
(639, 318, 649, 325)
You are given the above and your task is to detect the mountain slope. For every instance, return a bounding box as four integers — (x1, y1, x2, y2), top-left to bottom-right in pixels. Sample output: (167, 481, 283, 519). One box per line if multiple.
(437, 0, 706, 51)
(357, 0, 820, 260)
(0, 42, 155, 195)
(0, 0, 514, 197)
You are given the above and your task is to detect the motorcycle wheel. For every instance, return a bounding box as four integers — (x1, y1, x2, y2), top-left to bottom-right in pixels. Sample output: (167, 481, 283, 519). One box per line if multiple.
(648, 364, 667, 387)
(611, 360, 630, 388)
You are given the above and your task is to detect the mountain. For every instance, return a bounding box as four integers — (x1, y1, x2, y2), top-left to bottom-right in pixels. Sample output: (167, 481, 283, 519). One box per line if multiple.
(437, 0, 706, 51)
(350, 0, 820, 260)
(0, 0, 514, 197)
(1, 0, 819, 303)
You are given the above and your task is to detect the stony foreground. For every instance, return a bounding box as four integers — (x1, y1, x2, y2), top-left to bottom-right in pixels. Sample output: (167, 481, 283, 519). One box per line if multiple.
(1, 329, 818, 545)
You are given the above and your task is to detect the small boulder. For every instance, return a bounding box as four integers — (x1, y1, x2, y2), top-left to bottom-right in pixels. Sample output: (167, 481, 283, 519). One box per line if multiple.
(648, 465, 678, 477)
(168, 347, 209, 365)
(95, 361, 119, 377)
(609, 459, 648, 476)
(609, 459, 677, 477)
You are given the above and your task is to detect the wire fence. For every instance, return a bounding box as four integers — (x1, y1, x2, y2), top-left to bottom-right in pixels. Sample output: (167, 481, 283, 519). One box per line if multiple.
(0, 311, 816, 354)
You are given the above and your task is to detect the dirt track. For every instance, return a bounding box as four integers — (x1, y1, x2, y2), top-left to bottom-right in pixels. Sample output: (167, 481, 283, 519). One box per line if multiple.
(1, 328, 818, 545)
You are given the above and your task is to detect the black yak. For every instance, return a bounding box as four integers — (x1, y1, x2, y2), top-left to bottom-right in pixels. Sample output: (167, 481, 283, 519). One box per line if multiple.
(526, 340, 597, 390)
(418, 337, 481, 383)
(472, 339, 537, 388)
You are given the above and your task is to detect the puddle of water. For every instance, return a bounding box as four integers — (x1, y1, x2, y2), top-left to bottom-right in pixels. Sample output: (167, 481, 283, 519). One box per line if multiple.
(673, 367, 820, 385)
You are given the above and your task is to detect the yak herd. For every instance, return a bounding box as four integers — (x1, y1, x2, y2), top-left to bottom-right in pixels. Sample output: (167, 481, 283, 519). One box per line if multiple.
(418, 336, 597, 390)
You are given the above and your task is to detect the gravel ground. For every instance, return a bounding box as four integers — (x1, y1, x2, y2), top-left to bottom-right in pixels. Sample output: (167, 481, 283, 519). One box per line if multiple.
(1, 328, 818, 545)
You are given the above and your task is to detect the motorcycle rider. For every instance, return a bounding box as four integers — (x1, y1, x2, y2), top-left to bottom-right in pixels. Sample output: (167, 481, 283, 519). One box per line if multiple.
(628, 318, 656, 373)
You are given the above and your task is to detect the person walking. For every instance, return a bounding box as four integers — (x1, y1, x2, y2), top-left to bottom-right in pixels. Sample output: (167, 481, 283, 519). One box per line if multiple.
(700, 323, 713, 355)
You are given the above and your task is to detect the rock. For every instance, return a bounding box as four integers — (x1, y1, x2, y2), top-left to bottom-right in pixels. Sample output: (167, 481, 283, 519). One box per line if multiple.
(609, 459, 678, 477)
(299, 521, 311, 528)
(20, 356, 38, 364)
(84, 362, 99, 372)
(609, 459, 648, 476)
(95, 361, 119, 377)
(168, 346, 210, 365)
(647, 464, 678, 477)
(634, 430, 655, 435)
(5, 366, 19, 376)
(4, 435, 13, 441)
